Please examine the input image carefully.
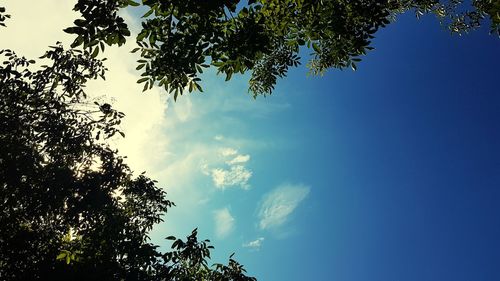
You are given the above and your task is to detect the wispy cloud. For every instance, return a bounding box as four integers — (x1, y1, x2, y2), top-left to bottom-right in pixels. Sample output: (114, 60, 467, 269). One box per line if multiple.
(258, 184, 310, 230)
(227, 154, 250, 165)
(243, 237, 265, 250)
(213, 207, 235, 239)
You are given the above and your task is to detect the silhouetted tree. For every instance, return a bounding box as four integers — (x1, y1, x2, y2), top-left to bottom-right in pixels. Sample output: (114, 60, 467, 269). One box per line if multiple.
(0, 41, 254, 280)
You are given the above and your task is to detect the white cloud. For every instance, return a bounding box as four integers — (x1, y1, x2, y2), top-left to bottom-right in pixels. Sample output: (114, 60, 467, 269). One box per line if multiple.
(211, 165, 252, 190)
(172, 95, 193, 122)
(220, 147, 238, 157)
(213, 207, 235, 239)
(258, 184, 310, 230)
(207, 147, 252, 189)
(243, 237, 265, 250)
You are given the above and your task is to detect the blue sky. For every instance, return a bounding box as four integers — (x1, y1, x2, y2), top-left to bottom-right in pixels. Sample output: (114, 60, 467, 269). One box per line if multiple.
(146, 13, 499, 281)
(2, 2, 499, 280)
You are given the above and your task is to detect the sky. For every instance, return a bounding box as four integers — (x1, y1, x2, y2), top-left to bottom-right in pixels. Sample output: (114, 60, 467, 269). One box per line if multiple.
(1, 1, 499, 280)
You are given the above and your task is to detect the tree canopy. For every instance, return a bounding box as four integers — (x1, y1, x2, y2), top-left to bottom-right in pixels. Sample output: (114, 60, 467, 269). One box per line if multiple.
(62, 0, 500, 99)
(0, 26, 255, 281)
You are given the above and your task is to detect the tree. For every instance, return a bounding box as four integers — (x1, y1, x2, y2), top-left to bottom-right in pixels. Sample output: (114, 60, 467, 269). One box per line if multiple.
(0, 23, 255, 281)
(62, 0, 499, 100)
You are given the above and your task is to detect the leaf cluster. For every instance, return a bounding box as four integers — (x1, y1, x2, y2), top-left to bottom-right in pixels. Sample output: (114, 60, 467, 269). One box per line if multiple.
(63, 0, 498, 99)
(0, 6, 10, 27)
(395, 0, 500, 35)
(0, 44, 168, 280)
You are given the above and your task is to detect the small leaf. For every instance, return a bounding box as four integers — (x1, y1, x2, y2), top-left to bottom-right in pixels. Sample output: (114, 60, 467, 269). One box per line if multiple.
(56, 253, 66, 260)
(91, 47, 99, 58)
(312, 43, 320, 53)
(127, 0, 140, 6)
(142, 8, 154, 18)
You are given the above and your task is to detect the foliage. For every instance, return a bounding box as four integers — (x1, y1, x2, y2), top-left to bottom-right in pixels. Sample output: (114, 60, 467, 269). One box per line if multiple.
(397, 0, 500, 35)
(63, 0, 499, 99)
(0, 43, 255, 280)
(0, 6, 10, 27)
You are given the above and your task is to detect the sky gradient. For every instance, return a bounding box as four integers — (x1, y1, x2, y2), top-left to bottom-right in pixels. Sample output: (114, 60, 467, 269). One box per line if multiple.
(1, 1, 499, 280)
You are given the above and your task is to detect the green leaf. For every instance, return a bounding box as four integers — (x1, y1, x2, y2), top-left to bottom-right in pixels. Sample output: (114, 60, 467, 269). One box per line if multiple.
(63, 27, 82, 34)
(127, 0, 140, 6)
(56, 253, 66, 260)
(70, 36, 84, 48)
(142, 8, 154, 18)
(91, 47, 99, 58)
(137, 31, 148, 42)
(312, 43, 320, 53)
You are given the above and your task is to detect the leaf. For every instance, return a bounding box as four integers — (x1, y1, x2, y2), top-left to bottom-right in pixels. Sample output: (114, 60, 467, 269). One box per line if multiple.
(56, 253, 66, 260)
(74, 19, 86, 27)
(142, 8, 154, 18)
(137, 77, 148, 83)
(127, 0, 140, 6)
(312, 43, 320, 53)
(91, 47, 99, 58)
(70, 36, 84, 48)
(63, 27, 82, 34)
